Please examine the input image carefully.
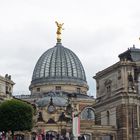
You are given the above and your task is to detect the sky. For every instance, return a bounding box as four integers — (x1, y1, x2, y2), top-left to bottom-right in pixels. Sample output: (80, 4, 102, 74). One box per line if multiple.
(0, 0, 140, 97)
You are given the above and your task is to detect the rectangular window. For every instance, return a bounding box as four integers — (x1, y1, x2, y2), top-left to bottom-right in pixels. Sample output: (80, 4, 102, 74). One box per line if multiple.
(118, 69, 121, 79)
(56, 86, 61, 91)
(77, 88, 81, 93)
(36, 88, 40, 92)
(106, 85, 111, 93)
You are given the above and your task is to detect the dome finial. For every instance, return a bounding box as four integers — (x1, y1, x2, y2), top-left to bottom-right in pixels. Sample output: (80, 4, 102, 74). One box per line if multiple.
(55, 21, 64, 43)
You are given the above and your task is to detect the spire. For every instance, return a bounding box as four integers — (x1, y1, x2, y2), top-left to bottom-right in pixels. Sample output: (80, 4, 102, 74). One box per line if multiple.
(55, 21, 64, 43)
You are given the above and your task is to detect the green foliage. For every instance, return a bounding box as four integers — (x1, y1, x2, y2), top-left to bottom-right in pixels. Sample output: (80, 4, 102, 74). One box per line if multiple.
(0, 99, 34, 132)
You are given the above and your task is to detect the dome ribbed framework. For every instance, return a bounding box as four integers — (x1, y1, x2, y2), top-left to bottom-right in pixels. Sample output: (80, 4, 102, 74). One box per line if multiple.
(31, 43, 87, 86)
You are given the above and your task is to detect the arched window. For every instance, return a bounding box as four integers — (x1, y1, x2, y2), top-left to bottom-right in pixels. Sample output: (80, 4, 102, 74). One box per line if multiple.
(80, 107, 95, 120)
(107, 111, 110, 125)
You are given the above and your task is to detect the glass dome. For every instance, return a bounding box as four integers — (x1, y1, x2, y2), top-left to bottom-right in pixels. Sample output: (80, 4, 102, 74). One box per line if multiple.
(31, 42, 87, 86)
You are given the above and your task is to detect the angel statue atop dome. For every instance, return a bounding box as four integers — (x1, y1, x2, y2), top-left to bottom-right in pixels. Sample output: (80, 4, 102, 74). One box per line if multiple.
(55, 21, 64, 42)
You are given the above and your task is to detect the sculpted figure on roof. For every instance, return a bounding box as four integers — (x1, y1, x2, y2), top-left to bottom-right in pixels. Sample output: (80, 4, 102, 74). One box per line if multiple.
(55, 21, 64, 41)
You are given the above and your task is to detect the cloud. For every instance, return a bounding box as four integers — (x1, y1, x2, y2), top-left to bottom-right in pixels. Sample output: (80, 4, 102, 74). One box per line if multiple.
(0, 0, 140, 96)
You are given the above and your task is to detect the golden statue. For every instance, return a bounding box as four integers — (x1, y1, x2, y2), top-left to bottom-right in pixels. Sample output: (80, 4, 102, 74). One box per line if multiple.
(55, 21, 64, 41)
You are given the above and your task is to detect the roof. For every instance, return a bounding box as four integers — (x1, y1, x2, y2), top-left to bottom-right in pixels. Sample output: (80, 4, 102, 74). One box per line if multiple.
(118, 47, 140, 62)
(36, 91, 94, 107)
(31, 42, 87, 87)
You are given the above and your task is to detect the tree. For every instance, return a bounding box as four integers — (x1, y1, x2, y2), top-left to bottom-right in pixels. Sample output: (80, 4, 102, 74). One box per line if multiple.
(0, 99, 34, 139)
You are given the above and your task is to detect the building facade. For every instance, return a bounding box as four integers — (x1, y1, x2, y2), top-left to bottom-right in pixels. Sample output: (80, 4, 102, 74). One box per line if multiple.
(94, 47, 140, 140)
(26, 45, 140, 140)
(0, 74, 14, 103)
(20, 41, 99, 140)
(15, 30, 117, 139)
(11, 25, 140, 140)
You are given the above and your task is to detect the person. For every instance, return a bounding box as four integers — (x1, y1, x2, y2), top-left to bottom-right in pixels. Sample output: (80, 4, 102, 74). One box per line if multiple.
(0, 132, 2, 140)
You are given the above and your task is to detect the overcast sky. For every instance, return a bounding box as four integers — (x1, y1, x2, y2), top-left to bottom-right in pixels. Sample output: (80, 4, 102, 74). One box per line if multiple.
(0, 0, 140, 96)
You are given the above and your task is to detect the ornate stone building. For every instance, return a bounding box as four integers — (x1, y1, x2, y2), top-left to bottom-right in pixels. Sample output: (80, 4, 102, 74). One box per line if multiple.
(94, 47, 140, 140)
(16, 23, 117, 140)
(20, 40, 98, 140)
(0, 74, 14, 103)
(14, 24, 140, 140)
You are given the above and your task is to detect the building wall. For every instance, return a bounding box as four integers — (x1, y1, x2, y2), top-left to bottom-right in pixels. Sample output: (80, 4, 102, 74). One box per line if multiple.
(31, 83, 88, 95)
(0, 78, 6, 95)
(94, 58, 140, 140)
(0, 74, 14, 101)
